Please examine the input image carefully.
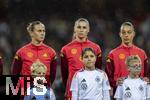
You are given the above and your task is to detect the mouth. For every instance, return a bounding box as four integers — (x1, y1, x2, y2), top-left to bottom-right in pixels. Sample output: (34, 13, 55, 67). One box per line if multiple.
(87, 61, 93, 64)
(40, 37, 45, 39)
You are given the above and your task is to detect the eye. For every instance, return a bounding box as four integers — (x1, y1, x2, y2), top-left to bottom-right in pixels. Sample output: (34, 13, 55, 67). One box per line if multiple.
(77, 26, 81, 29)
(121, 31, 126, 35)
(83, 55, 88, 58)
(37, 29, 45, 32)
(90, 55, 94, 58)
(83, 26, 87, 29)
(127, 31, 132, 34)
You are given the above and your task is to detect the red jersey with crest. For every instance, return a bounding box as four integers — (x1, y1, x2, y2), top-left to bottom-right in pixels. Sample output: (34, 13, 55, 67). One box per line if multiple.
(11, 42, 57, 85)
(60, 39, 102, 98)
(105, 44, 149, 88)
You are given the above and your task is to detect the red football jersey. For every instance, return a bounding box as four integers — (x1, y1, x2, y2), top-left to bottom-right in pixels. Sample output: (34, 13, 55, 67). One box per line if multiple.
(11, 42, 57, 85)
(105, 44, 149, 88)
(60, 39, 102, 98)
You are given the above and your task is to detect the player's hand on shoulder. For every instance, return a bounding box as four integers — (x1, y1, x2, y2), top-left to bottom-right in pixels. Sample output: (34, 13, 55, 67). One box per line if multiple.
(143, 77, 150, 84)
(116, 77, 125, 86)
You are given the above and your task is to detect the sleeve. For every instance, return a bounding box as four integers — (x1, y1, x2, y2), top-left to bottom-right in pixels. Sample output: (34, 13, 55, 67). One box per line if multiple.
(146, 84, 150, 99)
(70, 73, 79, 100)
(114, 85, 123, 100)
(11, 52, 23, 75)
(95, 45, 102, 69)
(0, 57, 3, 75)
(102, 72, 111, 100)
(60, 48, 69, 87)
(102, 72, 111, 91)
(103, 91, 110, 100)
(105, 53, 116, 88)
(50, 55, 57, 85)
(50, 88, 56, 100)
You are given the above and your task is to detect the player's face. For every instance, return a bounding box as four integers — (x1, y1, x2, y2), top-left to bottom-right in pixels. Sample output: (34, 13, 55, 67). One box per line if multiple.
(82, 51, 96, 70)
(74, 21, 89, 40)
(31, 23, 45, 43)
(120, 25, 135, 46)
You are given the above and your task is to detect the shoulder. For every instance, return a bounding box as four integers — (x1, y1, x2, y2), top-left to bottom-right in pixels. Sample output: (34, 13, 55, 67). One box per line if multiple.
(96, 69, 108, 77)
(60, 41, 76, 54)
(87, 40, 100, 48)
(62, 41, 75, 49)
(73, 68, 84, 78)
(107, 45, 122, 59)
(43, 44, 56, 54)
(96, 68, 105, 73)
(16, 43, 30, 54)
(133, 45, 146, 53)
(109, 45, 121, 55)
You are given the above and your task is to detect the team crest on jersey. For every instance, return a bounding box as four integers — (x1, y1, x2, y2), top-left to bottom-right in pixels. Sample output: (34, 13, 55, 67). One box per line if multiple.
(80, 79, 87, 90)
(124, 91, 132, 98)
(119, 53, 125, 60)
(27, 52, 33, 58)
(81, 83, 87, 91)
(138, 85, 143, 91)
(95, 76, 100, 82)
(71, 48, 77, 54)
(43, 53, 48, 58)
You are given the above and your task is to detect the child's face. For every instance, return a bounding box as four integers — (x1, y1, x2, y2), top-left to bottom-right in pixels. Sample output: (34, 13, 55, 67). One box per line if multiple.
(82, 51, 96, 70)
(128, 60, 141, 76)
(33, 67, 46, 76)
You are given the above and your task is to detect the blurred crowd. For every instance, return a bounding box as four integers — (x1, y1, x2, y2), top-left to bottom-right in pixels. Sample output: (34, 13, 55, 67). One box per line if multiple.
(0, 0, 150, 99)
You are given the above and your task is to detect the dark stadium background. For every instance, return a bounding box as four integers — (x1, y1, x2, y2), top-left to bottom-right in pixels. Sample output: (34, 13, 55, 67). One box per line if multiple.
(0, 0, 150, 99)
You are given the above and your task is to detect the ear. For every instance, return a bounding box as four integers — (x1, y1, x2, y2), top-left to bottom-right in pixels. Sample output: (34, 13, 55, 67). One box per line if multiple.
(29, 32, 34, 38)
(119, 32, 122, 37)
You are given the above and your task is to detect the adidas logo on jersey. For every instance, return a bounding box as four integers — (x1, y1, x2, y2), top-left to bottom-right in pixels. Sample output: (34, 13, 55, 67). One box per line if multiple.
(81, 79, 86, 82)
(125, 87, 130, 90)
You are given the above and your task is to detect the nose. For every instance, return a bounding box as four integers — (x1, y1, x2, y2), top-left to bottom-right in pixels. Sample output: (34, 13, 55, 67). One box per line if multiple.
(79, 27, 85, 31)
(124, 33, 128, 37)
(41, 32, 45, 36)
(87, 57, 92, 61)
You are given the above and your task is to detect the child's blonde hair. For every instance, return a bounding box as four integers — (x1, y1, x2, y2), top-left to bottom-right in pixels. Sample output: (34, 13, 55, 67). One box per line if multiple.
(30, 60, 47, 76)
(125, 55, 141, 67)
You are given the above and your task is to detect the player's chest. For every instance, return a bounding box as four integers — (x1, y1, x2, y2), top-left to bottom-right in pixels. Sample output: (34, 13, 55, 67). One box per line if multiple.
(78, 74, 103, 89)
(21, 49, 51, 61)
(123, 82, 145, 96)
(66, 45, 96, 60)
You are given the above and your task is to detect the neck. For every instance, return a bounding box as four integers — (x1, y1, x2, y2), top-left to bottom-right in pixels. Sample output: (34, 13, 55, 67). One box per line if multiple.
(122, 42, 133, 47)
(85, 66, 95, 71)
(129, 73, 139, 79)
(32, 40, 43, 46)
(75, 37, 87, 42)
